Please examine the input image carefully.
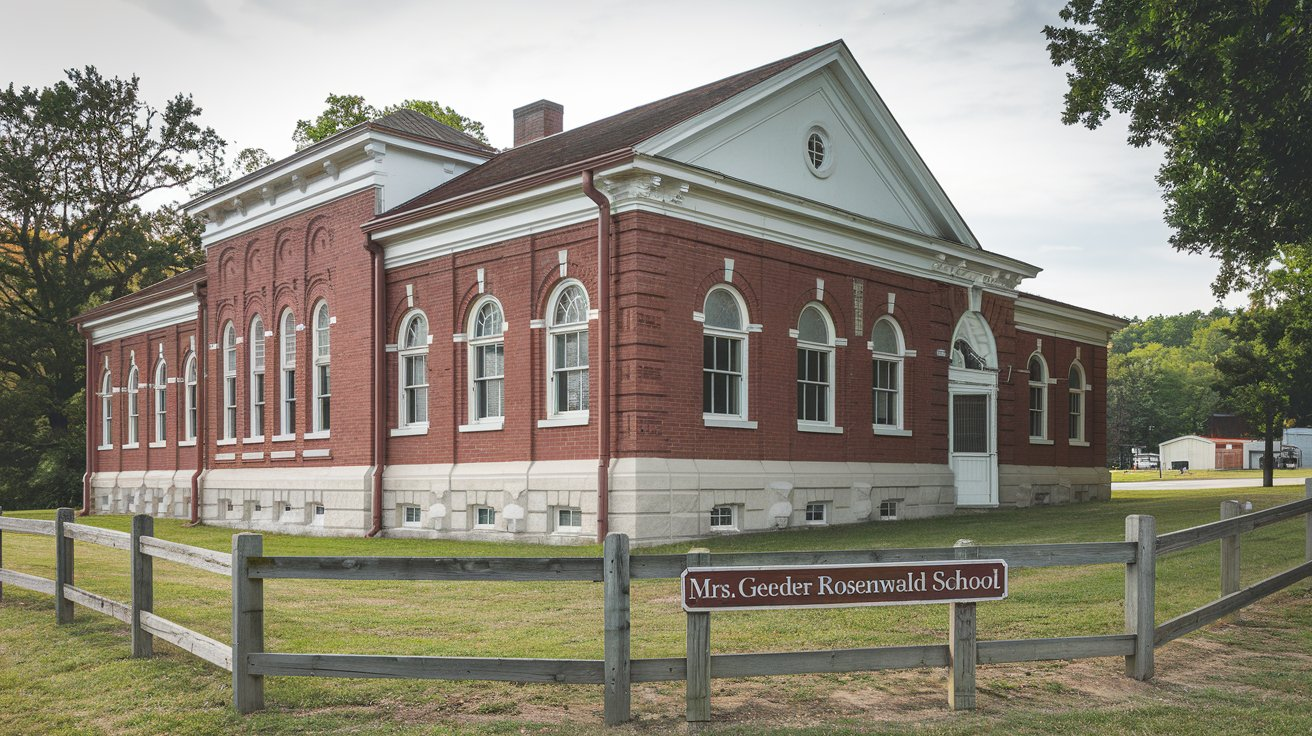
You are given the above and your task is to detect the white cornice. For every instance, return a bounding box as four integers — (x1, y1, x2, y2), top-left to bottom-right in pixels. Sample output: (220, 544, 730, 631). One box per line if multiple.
(1014, 296, 1128, 345)
(84, 291, 199, 345)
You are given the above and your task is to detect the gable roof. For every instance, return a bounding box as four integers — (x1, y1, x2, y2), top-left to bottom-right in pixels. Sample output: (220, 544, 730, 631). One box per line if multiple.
(371, 108, 495, 153)
(370, 41, 841, 228)
(74, 267, 205, 325)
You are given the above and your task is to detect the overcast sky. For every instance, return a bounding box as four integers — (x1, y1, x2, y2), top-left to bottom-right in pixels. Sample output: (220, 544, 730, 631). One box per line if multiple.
(2, 0, 1241, 319)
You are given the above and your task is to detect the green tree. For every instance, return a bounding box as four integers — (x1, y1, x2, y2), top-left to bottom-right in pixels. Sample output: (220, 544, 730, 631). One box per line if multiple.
(0, 67, 223, 509)
(1045, 1, 1312, 295)
(293, 93, 489, 150)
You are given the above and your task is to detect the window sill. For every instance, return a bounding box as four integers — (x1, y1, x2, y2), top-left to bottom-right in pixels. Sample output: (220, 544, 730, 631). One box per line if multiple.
(554, 528, 583, 535)
(244, 435, 264, 444)
(703, 416, 757, 430)
(179, 440, 196, 448)
(215, 452, 236, 462)
(122, 443, 140, 450)
(271, 433, 297, 443)
(303, 448, 331, 458)
(710, 526, 739, 533)
(873, 426, 912, 437)
(241, 451, 265, 461)
(97, 444, 114, 451)
(459, 420, 504, 433)
(304, 430, 330, 441)
(390, 424, 429, 437)
(538, 414, 588, 429)
(216, 438, 237, 447)
(148, 441, 167, 449)
(1069, 440, 1091, 447)
(270, 450, 296, 460)
(797, 422, 843, 434)
(1029, 438, 1054, 445)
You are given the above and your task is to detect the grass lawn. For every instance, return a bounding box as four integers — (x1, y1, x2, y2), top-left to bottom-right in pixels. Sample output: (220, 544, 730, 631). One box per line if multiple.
(1110, 467, 1312, 483)
(1, 486, 1310, 735)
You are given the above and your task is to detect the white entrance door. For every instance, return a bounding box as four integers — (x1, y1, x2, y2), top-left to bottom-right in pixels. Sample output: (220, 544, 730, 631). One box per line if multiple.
(951, 389, 998, 507)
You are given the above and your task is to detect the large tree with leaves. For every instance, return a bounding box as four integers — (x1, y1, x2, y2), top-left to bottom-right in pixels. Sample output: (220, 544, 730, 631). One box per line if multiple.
(1045, 1, 1312, 295)
(293, 93, 488, 149)
(0, 67, 225, 508)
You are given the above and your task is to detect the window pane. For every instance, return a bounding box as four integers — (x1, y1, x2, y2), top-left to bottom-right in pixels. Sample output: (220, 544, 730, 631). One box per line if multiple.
(703, 289, 742, 330)
(798, 306, 829, 344)
(871, 320, 898, 354)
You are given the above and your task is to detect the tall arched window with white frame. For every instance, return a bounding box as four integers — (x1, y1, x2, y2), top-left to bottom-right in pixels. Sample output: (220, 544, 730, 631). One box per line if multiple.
(1027, 353, 1048, 441)
(468, 298, 505, 425)
(126, 365, 140, 446)
(279, 310, 296, 436)
(546, 282, 589, 419)
(312, 301, 331, 433)
(870, 316, 905, 432)
(702, 285, 749, 422)
(183, 352, 197, 442)
(221, 321, 237, 440)
(1068, 362, 1086, 442)
(153, 358, 167, 443)
(249, 314, 265, 439)
(398, 311, 429, 428)
(796, 303, 836, 429)
(99, 369, 113, 448)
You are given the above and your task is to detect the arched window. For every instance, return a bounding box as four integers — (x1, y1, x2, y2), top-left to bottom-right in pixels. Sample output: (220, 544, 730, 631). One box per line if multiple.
(1027, 353, 1048, 440)
(312, 301, 331, 433)
(99, 369, 113, 448)
(183, 352, 197, 442)
(546, 282, 589, 418)
(279, 309, 296, 436)
(399, 311, 429, 427)
(870, 317, 905, 431)
(468, 298, 504, 424)
(249, 315, 265, 439)
(221, 321, 237, 440)
(796, 303, 836, 428)
(153, 358, 167, 444)
(1068, 362, 1086, 442)
(124, 364, 140, 447)
(702, 286, 748, 421)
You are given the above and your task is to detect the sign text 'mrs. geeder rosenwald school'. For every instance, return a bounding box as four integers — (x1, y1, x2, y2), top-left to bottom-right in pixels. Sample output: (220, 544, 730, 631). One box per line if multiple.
(681, 560, 1008, 612)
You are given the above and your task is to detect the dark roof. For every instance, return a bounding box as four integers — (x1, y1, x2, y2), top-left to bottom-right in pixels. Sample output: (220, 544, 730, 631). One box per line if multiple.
(374, 41, 841, 225)
(75, 267, 205, 325)
(371, 108, 495, 153)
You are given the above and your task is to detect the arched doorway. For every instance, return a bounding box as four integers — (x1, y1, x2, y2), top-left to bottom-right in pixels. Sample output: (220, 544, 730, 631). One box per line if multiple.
(949, 311, 998, 507)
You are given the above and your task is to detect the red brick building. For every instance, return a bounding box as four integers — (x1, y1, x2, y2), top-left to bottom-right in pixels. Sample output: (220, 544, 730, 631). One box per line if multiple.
(76, 42, 1125, 543)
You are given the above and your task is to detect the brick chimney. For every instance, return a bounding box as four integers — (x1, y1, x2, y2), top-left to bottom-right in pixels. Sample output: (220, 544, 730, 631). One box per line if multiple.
(513, 99, 563, 147)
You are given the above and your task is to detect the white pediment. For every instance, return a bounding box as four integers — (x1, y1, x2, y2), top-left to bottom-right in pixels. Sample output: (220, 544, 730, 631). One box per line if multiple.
(636, 46, 978, 247)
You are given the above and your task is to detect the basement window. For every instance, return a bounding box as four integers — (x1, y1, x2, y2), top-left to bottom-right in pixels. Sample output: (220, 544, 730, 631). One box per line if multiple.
(403, 505, 422, 527)
(475, 506, 497, 528)
(878, 500, 900, 521)
(710, 505, 737, 531)
(556, 507, 582, 532)
(805, 502, 828, 524)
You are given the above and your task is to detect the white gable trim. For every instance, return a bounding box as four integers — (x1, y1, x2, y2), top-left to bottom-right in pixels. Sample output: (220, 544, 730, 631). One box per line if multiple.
(83, 291, 199, 345)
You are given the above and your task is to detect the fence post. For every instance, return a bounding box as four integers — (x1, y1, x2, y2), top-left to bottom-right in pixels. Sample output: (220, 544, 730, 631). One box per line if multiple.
(1, 506, 5, 602)
(1305, 479, 1311, 563)
(686, 548, 711, 728)
(1125, 514, 1156, 680)
(948, 539, 978, 710)
(232, 533, 264, 714)
(603, 533, 631, 726)
(131, 514, 154, 657)
(54, 507, 74, 624)
(1220, 500, 1242, 598)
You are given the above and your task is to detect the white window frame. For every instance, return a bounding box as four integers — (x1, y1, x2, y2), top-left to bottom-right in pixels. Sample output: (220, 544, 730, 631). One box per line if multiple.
(311, 301, 331, 435)
(701, 285, 751, 426)
(870, 316, 906, 434)
(544, 280, 589, 422)
(249, 314, 265, 440)
(796, 302, 838, 432)
(1068, 361, 1087, 444)
(98, 369, 113, 449)
(804, 502, 829, 525)
(1028, 353, 1050, 443)
(221, 321, 237, 441)
(402, 505, 422, 528)
(878, 499, 900, 521)
(710, 504, 737, 531)
(555, 507, 583, 533)
(182, 353, 197, 443)
(397, 310, 430, 431)
(474, 506, 497, 528)
(278, 309, 297, 438)
(153, 358, 167, 445)
(125, 365, 140, 448)
(467, 297, 505, 428)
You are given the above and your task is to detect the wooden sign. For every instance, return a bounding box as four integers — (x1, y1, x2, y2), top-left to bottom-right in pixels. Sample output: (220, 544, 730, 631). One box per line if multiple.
(681, 560, 1007, 612)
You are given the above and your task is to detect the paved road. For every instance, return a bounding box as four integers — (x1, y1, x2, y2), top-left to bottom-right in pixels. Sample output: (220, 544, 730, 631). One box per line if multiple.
(1114, 476, 1310, 491)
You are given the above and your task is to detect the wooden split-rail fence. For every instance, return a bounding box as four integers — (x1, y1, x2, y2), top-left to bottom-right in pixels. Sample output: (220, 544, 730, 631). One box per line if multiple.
(2, 482, 1312, 727)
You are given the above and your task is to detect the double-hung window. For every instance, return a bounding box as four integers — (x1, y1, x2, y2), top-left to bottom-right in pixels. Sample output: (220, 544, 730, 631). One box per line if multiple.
(249, 315, 265, 438)
(870, 317, 905, 432)
(183, 353, 197, 441)
(280, 310, 296, 436)
(796, 303, 836, 429)
(221, 322, 237, 441)
(546, 282, 589, 418)
(312, 301, 330, 433)
(1068, 362, 1086, 442)
(153, 359, 167, 443)
(702, 286, 749, 422)
(99, 370, 113, 448)
(469, 298, 504, 424)
(399, 311, 429, 427)
(1028, 354, 1048, 441)
(125, 366, 140, 447)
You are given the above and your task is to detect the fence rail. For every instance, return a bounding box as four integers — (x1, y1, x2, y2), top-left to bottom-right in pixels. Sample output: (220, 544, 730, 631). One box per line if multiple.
(2, 482, 1312, 728)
